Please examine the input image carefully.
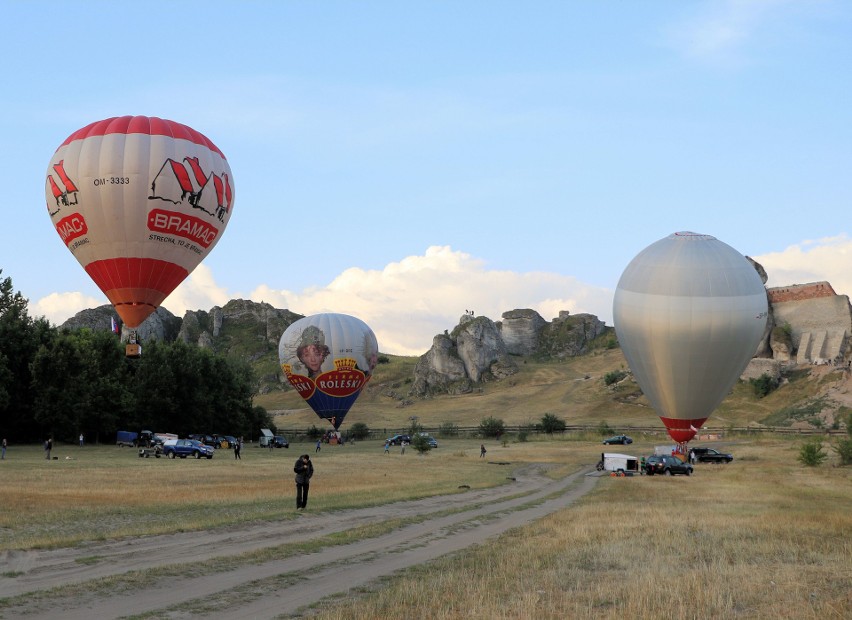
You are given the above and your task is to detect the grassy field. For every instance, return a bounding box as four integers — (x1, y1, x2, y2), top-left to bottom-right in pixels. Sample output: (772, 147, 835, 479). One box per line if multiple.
(1, 433, 850, 618)
(305, 436, 852, 619)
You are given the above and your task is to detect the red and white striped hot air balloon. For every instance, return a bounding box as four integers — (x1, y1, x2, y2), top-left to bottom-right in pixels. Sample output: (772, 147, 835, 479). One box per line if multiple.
(45, 116, 234, 328)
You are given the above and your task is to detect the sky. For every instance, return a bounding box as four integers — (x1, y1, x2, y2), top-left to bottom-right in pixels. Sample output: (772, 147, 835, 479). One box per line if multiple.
(2, 1, 851, 355)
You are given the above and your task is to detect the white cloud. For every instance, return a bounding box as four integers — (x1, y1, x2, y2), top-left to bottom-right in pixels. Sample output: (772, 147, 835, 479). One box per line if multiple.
(31, 246, 613, 356)
(248, 246, 614, 356)
(31, 291, 104, 326)
(34, 239, 852, 357)
(753, 235, 852, 297)
(665, 0, 788, 64)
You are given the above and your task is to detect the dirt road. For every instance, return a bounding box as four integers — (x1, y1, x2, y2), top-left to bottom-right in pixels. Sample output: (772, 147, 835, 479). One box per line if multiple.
(0, 464, 598, 619)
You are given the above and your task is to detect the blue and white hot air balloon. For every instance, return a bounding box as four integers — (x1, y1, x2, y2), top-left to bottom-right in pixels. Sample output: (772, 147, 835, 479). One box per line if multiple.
(279, 313, 378, 430)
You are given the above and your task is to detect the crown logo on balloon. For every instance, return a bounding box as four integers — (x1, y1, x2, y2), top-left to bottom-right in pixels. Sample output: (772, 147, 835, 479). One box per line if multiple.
(334, 358, 357, 371)
(280, 363, 293, 376)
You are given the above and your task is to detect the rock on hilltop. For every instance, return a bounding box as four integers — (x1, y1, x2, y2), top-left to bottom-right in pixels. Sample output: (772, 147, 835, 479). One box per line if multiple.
(410, 309, 612, 397)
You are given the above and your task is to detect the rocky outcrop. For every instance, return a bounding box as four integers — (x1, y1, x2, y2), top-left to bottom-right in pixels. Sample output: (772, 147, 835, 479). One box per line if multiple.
(498, 309, 546, 355)
(411, 315, 519, 396)
(410, 310, 612, 396)
(59, 305, 181, 343)
(537, 312, 608, 359)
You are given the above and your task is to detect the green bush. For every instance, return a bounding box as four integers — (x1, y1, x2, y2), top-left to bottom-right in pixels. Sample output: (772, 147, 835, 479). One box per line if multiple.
(798, 438, 828, 466)
(410, 433, 433, 454)
(479, 416, 506, 438)
(604, 370, 627, 386)
(749, 373, 778, 398)
(597, 421, 613, 436)
(349, 422, 370, 440)
(306, 425, 324, 440)
(540, 413, 566, 434)
(834, 439, 852, 466)
(437, 422, 459, 437)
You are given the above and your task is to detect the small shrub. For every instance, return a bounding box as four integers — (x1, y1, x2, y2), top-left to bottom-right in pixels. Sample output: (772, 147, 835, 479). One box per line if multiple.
(438, 422, 459, 437)
(597, 421, 613, 436)
(749, 373, 778, 398)
(834, 439, 852, 466)
(349, 422, 370, 440)
(377, 355, 390, 365)
(479, 416, 506, 438)
(798, 438, 828, 466)
(410, 433, 433, 454)
(540, 413, 566, 434)
(306, 425, 324, 440)
(604, 370, 627, 386)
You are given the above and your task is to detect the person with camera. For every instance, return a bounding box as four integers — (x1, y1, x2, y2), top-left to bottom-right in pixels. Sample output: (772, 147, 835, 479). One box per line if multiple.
(294, 454, 314, 509)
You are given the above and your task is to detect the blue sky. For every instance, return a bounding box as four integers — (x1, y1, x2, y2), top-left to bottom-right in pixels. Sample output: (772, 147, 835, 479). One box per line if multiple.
(2, 1, 850, 354)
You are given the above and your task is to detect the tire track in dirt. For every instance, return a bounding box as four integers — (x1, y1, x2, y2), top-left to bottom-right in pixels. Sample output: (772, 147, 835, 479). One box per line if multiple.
(1, 465, 599, 619)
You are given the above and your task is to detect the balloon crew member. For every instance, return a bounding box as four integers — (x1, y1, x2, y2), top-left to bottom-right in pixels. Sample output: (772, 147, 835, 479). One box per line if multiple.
(294, 454, 314, 510)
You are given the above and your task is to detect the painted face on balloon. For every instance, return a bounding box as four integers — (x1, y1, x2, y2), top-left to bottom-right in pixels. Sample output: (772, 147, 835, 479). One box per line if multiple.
(298, 344, 329, 377)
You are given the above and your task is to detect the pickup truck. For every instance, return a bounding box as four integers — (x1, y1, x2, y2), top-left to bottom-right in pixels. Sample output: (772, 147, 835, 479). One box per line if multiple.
(162, 439, 214, 459)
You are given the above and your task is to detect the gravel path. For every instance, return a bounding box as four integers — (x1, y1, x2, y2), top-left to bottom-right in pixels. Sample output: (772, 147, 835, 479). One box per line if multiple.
(0, 464, 599, 619)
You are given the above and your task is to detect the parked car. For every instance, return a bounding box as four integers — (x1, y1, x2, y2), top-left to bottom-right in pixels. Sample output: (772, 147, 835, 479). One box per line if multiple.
(273, 435, 289, 448)
(644, 455, 692, 476)
(602, 434, 633, 445)
(387, 434, 411, 446)
(691, 447, 733, 464)
(162, 439, 214, 460)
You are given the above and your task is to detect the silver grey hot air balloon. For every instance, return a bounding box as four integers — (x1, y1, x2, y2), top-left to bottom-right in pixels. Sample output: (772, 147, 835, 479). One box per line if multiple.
(612, 232, 768, 444)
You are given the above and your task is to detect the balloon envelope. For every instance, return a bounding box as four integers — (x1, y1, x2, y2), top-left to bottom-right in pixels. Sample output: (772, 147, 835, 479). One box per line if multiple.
(613, 232, 768, 443)
(279, 313, 379, 430)
(45, 116, 234, 327)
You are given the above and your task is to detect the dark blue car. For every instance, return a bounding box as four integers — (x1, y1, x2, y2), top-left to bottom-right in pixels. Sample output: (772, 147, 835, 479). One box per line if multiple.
(162, 439, 214, 459)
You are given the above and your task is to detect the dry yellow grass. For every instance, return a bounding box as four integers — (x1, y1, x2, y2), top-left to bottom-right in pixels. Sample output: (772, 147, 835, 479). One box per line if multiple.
(306, 438, 852, 619)
(0, 438, 579, 551)
(2, 436, 850, 619)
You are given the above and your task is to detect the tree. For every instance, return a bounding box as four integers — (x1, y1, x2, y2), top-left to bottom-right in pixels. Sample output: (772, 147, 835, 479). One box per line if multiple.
(0, 271, 55, 440)
(479, 416, 505, 438)
(410, 432, 433, 454)
(349, 422, 370, 440)
(540, 413, 566, 434)
(798, 438, 827, 467)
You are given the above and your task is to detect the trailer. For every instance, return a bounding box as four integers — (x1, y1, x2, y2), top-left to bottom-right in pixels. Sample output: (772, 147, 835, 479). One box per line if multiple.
(259, 428, 274, 448)
(596, 452, 640, 476)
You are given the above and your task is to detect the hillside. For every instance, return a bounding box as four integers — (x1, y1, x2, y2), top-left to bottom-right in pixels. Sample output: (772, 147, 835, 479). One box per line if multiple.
(256, 347, 852, 435)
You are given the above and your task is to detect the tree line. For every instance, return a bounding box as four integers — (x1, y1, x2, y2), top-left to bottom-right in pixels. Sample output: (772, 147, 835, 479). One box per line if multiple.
(0, 270, 274, 444)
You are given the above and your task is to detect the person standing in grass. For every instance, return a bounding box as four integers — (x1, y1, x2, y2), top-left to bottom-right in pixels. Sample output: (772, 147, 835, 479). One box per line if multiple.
(480, 444, 487, 458)
(1, 438, 6, 460)
(294, 454, 314, 510)
(234, 438, 241, 460)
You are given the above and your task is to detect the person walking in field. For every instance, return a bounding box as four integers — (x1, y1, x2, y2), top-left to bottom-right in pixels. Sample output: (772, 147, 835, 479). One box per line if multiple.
(294, 454, 314, 510)
(234, 438, 241, 460)
(480, 444, 487, 458)
(384, 440, 390, 454)
(1, 438, 6, 460)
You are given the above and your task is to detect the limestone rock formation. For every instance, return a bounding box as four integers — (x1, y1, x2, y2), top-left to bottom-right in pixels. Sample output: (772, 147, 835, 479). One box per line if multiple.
(499, 309, 546, 355)
(537, 312, 608, 359)
(59, 305, 181, 343)
(411, 315, 519, 396)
